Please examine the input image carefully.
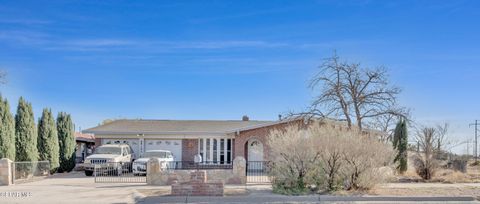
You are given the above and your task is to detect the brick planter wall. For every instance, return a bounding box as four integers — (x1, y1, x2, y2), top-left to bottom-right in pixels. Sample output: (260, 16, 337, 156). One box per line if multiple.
(147, 156, 246, 185)
(171, 171, 224, 196)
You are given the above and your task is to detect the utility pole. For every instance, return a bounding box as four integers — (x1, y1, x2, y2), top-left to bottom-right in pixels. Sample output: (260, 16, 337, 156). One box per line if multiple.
(470, 120, 480, 162)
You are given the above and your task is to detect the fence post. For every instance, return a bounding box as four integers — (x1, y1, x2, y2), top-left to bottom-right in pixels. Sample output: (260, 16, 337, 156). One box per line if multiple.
(0, 158, 13, 186)
(232, 156, 246, 184)
(147, 158, 170, 185)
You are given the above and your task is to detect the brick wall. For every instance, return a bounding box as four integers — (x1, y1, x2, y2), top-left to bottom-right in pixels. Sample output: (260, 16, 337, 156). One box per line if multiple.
(234, 119, 307, 161)
(171, 171, 224, 196)
(94, 138, 101, 147)
(182, 139, 198, 161)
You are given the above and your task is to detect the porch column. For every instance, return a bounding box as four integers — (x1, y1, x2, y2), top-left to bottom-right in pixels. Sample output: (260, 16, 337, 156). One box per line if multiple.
(229, 139, 233, 163)
(223, 139, 228, 164)
(203, 138, 207, 163)
(216, 138, 220, 164)
(209, 138, 214, 162)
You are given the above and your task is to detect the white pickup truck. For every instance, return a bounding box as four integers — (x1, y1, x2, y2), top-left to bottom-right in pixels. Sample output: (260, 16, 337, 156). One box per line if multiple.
(83, 144, 135, 176)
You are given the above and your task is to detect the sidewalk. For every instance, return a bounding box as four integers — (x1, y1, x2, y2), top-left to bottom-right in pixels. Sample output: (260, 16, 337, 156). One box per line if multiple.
(137, 183, 480, 203)
(138, 194, 477, 203)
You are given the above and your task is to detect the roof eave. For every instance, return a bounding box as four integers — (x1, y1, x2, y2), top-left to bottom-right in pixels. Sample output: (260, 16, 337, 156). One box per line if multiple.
(82, 130, 229, 136)
(226, 117, 304, 134)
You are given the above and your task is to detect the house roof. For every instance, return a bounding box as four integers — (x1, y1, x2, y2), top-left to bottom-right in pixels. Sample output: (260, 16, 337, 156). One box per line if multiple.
(75, 132, 95, 142)
(83, 119, 284, 135)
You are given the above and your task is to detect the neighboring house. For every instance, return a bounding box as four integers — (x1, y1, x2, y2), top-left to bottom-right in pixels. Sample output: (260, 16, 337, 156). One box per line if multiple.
(83, 116, 307, 164)
(75, 132, 95, 163)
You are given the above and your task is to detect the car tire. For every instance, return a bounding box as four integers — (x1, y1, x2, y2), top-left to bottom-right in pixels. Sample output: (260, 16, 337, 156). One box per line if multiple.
(85, 170, 93, 176)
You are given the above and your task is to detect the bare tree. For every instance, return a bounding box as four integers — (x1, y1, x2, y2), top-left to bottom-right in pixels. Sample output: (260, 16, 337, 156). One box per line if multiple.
(308, 53, 352, 127)
(370, 113, 398, 142)
(302, 52, 407, 131)
(414, 127, 437, 180)
(435, 122, 458, 153)
(343, 65, 403, 130)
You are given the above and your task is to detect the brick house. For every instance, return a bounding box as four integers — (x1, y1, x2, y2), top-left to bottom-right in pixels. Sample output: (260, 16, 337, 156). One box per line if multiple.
(83, 116, 306, 164)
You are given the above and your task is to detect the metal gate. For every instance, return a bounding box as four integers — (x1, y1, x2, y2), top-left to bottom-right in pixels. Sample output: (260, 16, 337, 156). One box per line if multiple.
(94, 162, 146, 183)
(246, 161, 272, 183)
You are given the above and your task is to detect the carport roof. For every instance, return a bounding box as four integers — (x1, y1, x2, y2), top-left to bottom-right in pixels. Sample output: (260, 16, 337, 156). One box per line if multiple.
(83, 119, 280, 135)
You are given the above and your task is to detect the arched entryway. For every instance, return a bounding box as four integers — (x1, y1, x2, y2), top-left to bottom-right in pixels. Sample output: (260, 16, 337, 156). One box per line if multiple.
(245, 139, 264, 162)
(245, 138, 269, 183)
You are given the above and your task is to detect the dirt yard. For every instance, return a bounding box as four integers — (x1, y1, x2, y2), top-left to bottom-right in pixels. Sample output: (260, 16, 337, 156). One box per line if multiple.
(371, 183, 480, 199)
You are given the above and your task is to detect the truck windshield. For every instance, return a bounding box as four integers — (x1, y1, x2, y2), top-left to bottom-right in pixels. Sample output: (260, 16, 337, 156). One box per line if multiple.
(94, 147, 122, 155)
(143, 152, 167, 158)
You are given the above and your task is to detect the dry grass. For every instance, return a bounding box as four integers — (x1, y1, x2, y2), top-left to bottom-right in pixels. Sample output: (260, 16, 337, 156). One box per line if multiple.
(431, 169, 473, 183)
(397, 152, 480, 183)
(396, 168, 479, 183)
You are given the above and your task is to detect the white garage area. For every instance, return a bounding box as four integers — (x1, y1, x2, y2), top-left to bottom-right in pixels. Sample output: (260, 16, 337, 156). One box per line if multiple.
(145, 139, 182, 161)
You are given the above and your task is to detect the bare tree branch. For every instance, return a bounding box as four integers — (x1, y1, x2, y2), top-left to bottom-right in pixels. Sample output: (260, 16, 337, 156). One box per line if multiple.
(301, 52, 408, 133)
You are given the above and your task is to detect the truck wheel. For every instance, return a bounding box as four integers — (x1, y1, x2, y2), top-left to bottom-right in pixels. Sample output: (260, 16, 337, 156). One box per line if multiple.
(85, 170, 93, 176)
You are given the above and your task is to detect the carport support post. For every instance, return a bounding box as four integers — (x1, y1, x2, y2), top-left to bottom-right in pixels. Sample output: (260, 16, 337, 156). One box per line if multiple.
(0, 158, 13, 186)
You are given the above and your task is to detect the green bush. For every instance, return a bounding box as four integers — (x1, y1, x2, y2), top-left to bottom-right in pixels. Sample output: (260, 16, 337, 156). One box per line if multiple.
(37, 108, 60, 173)
(15, 97, 38, 162)
(0, 96, 15, 161)
(57, 112, 76, 172)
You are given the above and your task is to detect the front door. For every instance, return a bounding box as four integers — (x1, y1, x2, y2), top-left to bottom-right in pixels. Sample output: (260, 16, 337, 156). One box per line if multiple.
(247, 139, 263, 162)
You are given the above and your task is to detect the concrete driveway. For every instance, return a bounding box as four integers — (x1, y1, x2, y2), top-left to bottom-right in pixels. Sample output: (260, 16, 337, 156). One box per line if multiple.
(0, 171, 166, 204)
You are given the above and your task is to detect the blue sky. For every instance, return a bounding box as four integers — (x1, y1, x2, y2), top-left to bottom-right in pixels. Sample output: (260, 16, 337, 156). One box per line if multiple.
(0, 1, 479, 153)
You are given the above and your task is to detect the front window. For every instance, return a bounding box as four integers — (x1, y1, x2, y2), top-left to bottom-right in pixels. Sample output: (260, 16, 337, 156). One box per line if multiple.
(143, 151, 167, 158)
(198, 138, 233, 164)
(94, 147, 122, 155)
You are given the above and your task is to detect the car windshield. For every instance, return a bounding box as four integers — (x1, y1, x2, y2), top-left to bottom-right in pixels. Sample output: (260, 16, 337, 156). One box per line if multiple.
(94, 147, 122, 155)
(143, 152, 167, 158)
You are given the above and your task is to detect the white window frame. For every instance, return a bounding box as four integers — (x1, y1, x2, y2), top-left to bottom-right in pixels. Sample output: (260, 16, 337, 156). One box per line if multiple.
(198, 138, 233, 164)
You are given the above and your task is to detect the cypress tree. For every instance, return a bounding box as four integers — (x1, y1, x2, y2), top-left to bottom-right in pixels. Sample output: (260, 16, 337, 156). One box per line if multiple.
(57, 112, 75, 172)
(15, 97, 38, 161)
(38, 108, 60, 172)
(0, 96, 15, 160)
(393, 118, 408, 174)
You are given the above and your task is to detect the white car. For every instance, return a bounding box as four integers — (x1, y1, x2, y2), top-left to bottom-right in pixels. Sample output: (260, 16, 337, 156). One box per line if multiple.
(132, 150, 175, 175)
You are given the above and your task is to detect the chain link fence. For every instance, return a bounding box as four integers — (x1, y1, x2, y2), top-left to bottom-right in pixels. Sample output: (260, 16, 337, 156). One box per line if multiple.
(12, 161, 50, 184)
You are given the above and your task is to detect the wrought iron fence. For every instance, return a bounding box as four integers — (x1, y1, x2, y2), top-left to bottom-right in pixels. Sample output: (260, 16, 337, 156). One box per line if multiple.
(165, 161, 233, 170)
(12, 161, 50, 184)
(94, 161, 146, 183)
(246, 161, 272, 183)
